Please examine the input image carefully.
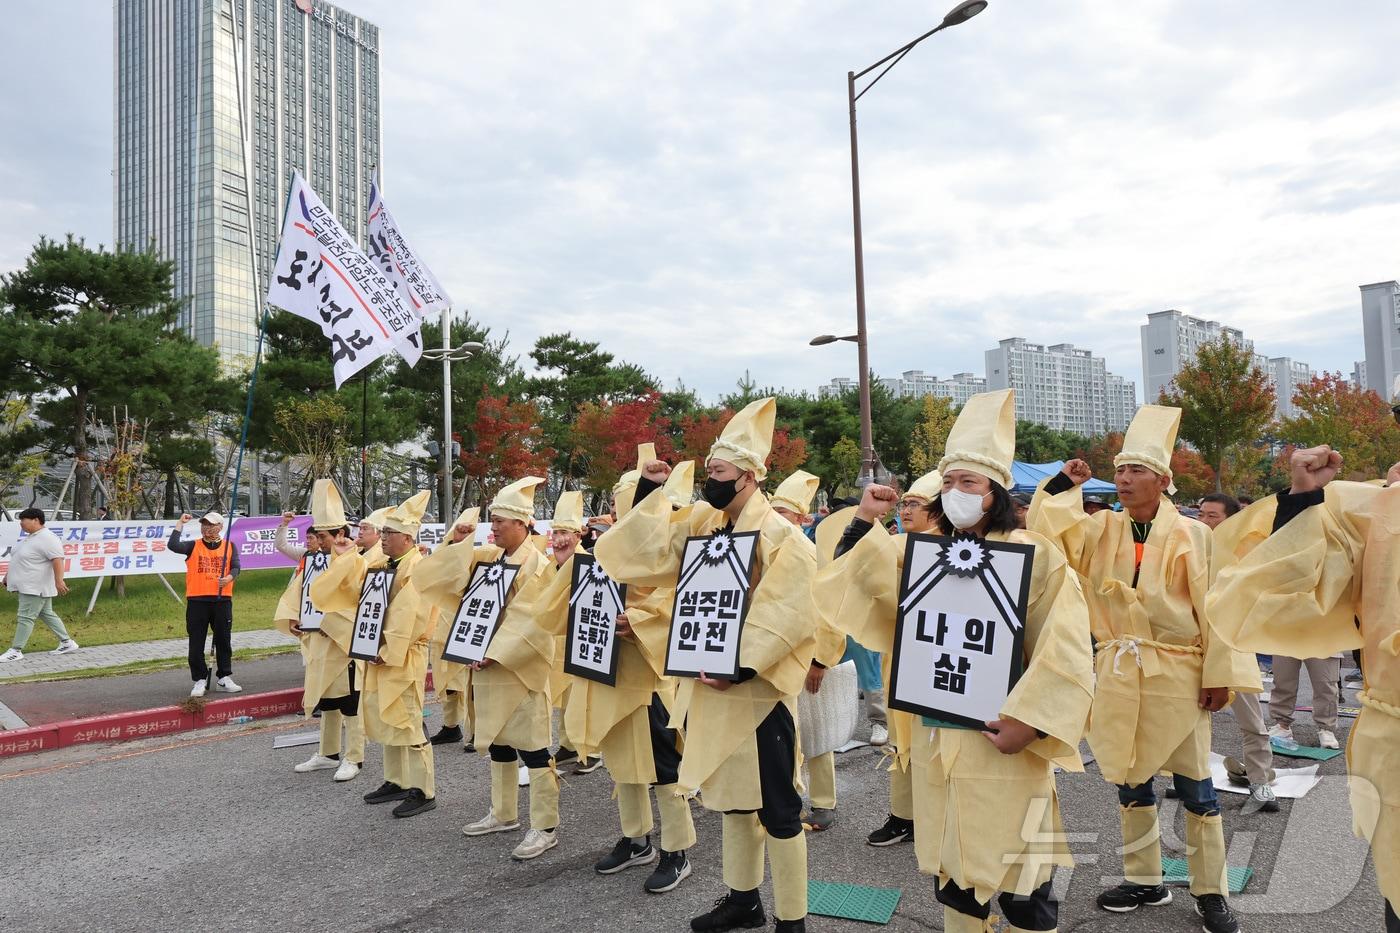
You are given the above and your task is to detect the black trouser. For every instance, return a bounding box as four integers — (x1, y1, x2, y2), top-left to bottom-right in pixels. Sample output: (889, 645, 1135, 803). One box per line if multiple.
(936, 877, 1058, 931)
(725, 701, 802, 840)
(1386, 898, 1398, 933)
(648, 692, 682, 786)
(186, 598, 233, 681)
(488, 744, 551, 768)
(313, 662, 359, 716)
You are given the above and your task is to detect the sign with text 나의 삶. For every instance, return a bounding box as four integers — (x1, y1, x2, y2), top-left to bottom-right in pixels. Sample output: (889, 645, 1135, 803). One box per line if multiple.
(889, 533, 1032, 730)
(440, 560, 520, 666)
(664, 530, 758, 681)
(564, 554, 626, 687)
(349, 567, 396, 662)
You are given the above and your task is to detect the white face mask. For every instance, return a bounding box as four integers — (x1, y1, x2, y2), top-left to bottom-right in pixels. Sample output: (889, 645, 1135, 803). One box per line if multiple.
(941, 488, 987, 530)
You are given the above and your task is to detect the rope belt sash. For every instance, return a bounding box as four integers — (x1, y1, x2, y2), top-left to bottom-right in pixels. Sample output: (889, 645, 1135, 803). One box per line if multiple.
(1359, 689, 1400, 719)
(1096, 635, 1203, 676)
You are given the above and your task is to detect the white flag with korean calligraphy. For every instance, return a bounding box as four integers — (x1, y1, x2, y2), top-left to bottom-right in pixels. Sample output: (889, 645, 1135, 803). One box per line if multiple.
(266, 171, 423, 386)
(366, 173, 452, 322)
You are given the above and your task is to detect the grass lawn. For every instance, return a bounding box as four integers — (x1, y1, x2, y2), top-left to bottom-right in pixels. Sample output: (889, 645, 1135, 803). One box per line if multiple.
(0, 569, 290, 651)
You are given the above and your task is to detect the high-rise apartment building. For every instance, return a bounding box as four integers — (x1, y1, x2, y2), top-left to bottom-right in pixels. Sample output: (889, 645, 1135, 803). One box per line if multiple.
(1268, 356, 1312, 419)
(984, 338, 1137, 434)
(115, 0, 381, 362)
(818, 371, 987, 406)
(1360, 281, 1400, 402)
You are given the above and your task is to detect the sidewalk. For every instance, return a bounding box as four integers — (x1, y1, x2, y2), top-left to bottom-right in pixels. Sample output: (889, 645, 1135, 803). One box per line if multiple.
(0, 629, 299, 682)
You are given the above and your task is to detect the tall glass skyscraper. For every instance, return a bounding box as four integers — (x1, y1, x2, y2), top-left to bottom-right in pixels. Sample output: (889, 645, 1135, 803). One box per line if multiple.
(114, 0, 381, 363)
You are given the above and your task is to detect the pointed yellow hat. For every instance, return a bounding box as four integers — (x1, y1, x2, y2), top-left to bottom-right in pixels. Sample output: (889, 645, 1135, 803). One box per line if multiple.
(612, 443, 656, 518)
(360, 506, 392, 530)
(551, 490, 585, 533)
(490, 475, 544, 522)
(383, 489, 431, 535)
(663, 459, 696, 508)
(310, 478, 348, 531)
(770, 469, 819, 516)
(1115, 404, 1181, 495)
(451, 506, 480, 529)
(905, 469, 943, 503)
(708, 397, 776, 480)
(938, 389, 1015, 489)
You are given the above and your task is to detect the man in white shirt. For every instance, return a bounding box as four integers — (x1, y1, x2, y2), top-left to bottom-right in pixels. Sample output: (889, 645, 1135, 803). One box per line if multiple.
(2, 508, 79, 662)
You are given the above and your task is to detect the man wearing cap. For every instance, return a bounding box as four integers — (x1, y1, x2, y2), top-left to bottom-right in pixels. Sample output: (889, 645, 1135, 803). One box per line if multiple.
(313, 490, 438, 818)
(277, 480, 363, 783)
(816, 391, 1094, 933)
(1030, 405, 1259, 933)
(415, 476, 560, 860)
(428, 506, 480, 753)
(595, 398, 817, 933)
(542, 455, 699, 893)
(169, 510, 241, 697)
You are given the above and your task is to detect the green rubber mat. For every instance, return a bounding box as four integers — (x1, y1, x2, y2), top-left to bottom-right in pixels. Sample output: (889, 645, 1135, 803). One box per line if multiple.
(1162, 857, 1253, 894)
(1270, 739, 1343, 760)
(807, 879, 902, 924)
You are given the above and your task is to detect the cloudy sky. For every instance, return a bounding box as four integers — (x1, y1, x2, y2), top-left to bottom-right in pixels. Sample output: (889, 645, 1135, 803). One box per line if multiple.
(3, 0, 1398, 402)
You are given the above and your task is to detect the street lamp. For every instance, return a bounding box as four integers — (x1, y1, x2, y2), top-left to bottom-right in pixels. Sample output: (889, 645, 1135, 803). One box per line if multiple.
(809, 334, 859, 347)
(421, 310, 484, 522)
(836, 0, 988, 482)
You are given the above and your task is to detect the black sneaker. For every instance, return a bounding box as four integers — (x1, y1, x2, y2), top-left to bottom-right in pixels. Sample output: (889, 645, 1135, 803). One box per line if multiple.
(1096, 882, 1173, 912)
(429, 724, 463, 746)
(802, 808, 836, 832)
(573, 755, 604, 775)
(595, 836, 656, 874)
(645, 850, 692, 893)
(554, 747, 579, 765)
(775, 921, 806, 933)
(1196, 894, 1240, 933)
(363, 781, 410, 804)
(690, 891, 765, 931)
(866, 814, 914, 847)
(392, 788, 438, 818)
(464, 736, 476, 753)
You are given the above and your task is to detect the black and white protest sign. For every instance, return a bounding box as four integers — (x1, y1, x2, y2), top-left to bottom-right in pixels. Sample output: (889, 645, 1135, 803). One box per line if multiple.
(564, 554, 626, 686)
(349, 567, 396, 661)
(440, 559, 520, 665)
(298, 550, 329, 632)
(889, 533, 1032, 729)
(665, 530, 758, 680)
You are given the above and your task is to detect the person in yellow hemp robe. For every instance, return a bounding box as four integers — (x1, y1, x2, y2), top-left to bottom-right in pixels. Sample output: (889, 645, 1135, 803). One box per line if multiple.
(428, 506, 481, 753)
(276, 479, 364, 783)
(814, 389, 1093, 933)
(1028, 405, 1258, 933)
(311, 490, 438, 818)
(546, 491, 600, 775)
(538, 467, 700, 893)
(1210, 446, 1400, 933)
(413, 476, 560, 861)
(593, 398, 816, 933)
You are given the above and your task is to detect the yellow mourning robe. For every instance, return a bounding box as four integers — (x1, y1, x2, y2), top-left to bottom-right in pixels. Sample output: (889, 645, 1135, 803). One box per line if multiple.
(593, 487, 816, 811)
(310, 546, 431, 746)
(813, 522, 1093, 902)
(414, 537, 553, 752)
(1210, 481, 1400, 906)
(275, 557, 356, 715)
(537, 550, 682, 785)
(1029, 486, 1260, 785)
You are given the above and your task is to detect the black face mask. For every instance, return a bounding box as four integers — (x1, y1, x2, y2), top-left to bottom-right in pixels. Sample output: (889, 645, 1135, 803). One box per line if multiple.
(701, 477, 741, 509)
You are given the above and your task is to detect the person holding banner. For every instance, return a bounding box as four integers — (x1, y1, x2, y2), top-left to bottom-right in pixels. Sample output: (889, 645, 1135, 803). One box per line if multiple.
(276, 481, 363, 783)
(1209, 449, 1400, 933)
(546, 491, 601, 776)
(428, 507, 480, 753)
(814, 389, 1094, 933)
(542, 455, 698, 894)
(169, 511, 241, 698)
(312, 491, 438, 818)
(594, 398, 817, 933)
(413, 476, 560, 861)
(1029, 405, 1258, 933)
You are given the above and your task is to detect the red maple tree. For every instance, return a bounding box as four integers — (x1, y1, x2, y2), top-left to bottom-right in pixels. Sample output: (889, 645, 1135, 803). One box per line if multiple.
(571, 391, 676, 494)
(458, 394, 556, 503)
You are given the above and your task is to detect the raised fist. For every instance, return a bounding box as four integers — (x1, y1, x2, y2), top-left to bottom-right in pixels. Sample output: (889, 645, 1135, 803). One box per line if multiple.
(642, 460, 671, 483)
(332, 536, 356, 556)
(1061, 459, 1093, 487)
(179, 513, 193, 524)
(1289, 445, 1342, 494)
(857, 483, 898, 523)
(1388, 462, 1400, 487)
(280, 511, 295, 525)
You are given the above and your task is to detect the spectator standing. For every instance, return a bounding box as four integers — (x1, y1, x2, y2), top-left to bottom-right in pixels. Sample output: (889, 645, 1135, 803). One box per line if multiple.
(169, 511, 241, 697)
(1, 508, 79, 662)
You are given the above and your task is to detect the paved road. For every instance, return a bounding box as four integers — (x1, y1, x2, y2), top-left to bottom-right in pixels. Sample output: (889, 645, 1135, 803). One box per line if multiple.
(0, 683, 1383, 933)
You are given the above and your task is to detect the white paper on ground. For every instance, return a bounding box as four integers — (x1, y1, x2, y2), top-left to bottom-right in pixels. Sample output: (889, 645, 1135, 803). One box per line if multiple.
(835, 738, 870, 754)
(272, 731, 320, 749)
(1209, 751, 1320, 799)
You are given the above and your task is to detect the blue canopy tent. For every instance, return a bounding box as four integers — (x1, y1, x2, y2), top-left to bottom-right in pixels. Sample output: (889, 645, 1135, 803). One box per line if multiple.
(1010, 460, 1116, 497)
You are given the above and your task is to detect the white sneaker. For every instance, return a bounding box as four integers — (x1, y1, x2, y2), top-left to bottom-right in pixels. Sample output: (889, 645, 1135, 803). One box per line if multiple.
(1317, 729, 1340, 750)
(1268, 723, 1294, 743)
(870, 723, 889, 747)
(52, 639, 80, 655)
(190, 679, 208, 698)
(215, 676, 243, 693)
(512, 827, 558, 860)
(333, 760, 361, 782)
(0, 648, 22, 663)
(462, 810, 521, 836)
(518, 764, 529, 787)
(294, 754, 340, 773)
